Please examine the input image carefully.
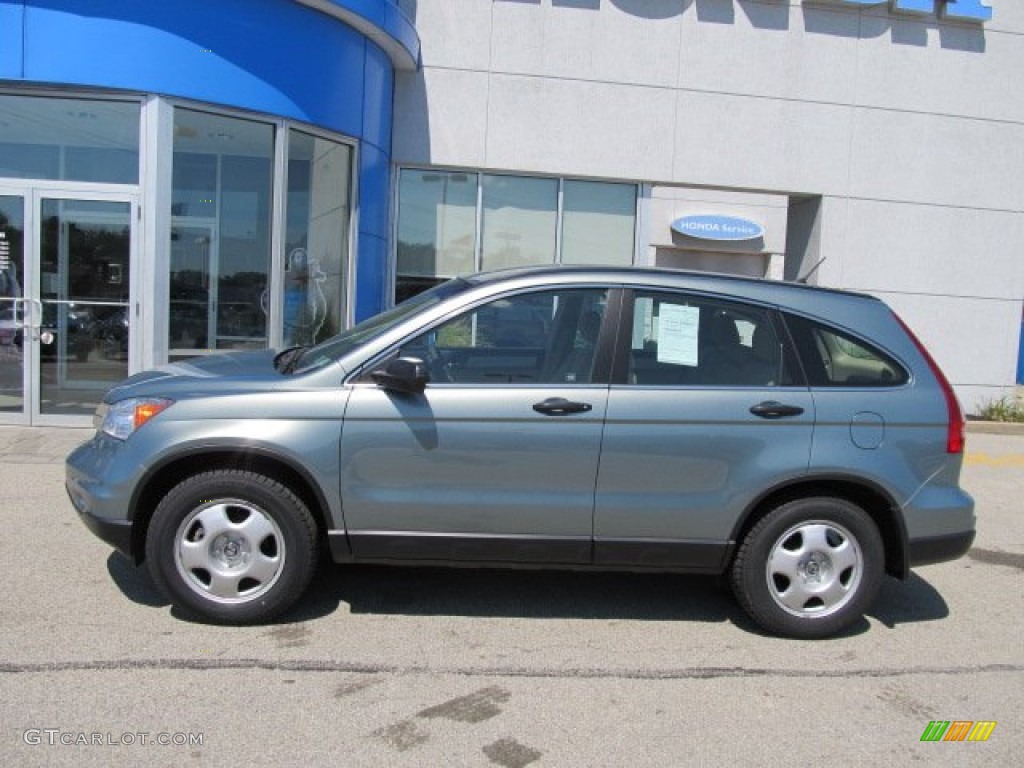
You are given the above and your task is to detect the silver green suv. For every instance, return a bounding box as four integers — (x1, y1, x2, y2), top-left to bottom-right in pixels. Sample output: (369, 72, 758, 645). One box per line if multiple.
(67, 267, 975, 638)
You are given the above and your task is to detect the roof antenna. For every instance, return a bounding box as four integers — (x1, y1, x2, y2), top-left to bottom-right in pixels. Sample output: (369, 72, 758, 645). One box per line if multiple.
(797, 256, 826, 284)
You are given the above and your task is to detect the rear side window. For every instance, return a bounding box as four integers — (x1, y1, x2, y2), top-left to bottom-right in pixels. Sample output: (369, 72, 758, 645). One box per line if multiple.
(627, 291, 793, 387)
(785, 314, 909, 387)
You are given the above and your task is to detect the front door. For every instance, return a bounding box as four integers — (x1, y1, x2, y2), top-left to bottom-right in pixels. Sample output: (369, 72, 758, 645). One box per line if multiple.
(339, 286, 613, 563)
(0, 190, 137, 425)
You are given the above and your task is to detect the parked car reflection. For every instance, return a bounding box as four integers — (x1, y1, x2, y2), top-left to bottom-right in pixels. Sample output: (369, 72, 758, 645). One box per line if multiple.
(15, 303, 93, 362)
(11, 303, 130, 362)
(91, 307, 130, 361)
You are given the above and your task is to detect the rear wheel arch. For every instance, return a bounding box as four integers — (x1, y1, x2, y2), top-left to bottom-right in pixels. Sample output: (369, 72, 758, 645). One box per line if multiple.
(730, 477, 908, 580)
(129, 448, 333, 564)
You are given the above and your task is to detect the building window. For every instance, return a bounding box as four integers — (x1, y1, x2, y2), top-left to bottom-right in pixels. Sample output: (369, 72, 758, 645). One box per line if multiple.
(395, 170, 476, 303)
(283, 129, 353, 346)
(169, 108, 274, 356)
(481, 175, 558, 271)
(395, 169, 638, 303)
(168, 108, 356, 359)
(0, 95, 139, 184)
(561, 180, 637, 266)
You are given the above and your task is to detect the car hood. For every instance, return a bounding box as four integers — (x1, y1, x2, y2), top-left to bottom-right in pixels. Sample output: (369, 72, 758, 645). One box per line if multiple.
(103, 349, 287, 402)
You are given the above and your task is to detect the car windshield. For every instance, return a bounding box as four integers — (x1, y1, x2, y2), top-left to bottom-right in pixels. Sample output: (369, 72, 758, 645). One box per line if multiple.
(289, 278, 472, 373)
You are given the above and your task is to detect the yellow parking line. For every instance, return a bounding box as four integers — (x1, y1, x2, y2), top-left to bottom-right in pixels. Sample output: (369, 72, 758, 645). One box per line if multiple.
(964, 453, 1024, 467)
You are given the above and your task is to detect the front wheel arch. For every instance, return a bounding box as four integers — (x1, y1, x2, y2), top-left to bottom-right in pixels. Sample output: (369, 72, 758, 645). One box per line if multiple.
(129, 448, 333, 564)
(144, 469, 319, 623)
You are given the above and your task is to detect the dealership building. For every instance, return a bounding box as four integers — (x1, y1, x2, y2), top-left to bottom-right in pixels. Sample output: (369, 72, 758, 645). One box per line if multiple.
(0, 0, 1020, 426)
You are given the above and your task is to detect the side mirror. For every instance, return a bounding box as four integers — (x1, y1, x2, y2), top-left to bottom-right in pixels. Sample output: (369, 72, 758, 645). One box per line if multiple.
(370, 357, 430, 394)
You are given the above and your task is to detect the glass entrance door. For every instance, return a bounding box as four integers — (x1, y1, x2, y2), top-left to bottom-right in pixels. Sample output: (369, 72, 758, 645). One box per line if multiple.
(0, 195, 26, 418)
(37, 196, 135, 422)
(0, 190, 136, 425)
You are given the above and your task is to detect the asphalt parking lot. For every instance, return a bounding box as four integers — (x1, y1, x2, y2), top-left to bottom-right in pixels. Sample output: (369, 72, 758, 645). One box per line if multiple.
(0, 425, 1021, 767)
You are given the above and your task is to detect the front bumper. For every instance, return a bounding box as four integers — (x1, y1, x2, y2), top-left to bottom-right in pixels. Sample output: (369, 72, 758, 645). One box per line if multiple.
(65, 434, 138, 559)
(68, 489, 134, 558)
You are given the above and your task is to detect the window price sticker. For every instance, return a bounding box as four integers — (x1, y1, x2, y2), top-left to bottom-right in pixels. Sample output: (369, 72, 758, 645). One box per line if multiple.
(657, 303, 700, 367)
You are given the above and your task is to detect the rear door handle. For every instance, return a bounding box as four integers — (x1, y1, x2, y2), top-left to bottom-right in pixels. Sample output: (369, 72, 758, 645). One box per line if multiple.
(533, 397, 593, 416)
(749, 401, 805, 419)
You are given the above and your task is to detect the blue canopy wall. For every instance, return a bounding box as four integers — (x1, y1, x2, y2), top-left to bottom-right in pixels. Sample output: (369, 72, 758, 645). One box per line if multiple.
(0, 0, 419, 319)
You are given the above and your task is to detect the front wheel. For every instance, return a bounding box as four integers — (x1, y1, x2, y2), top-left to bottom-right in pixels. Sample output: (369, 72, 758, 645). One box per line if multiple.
(145, 470, 319, 623)
(730, 497, 883, 639)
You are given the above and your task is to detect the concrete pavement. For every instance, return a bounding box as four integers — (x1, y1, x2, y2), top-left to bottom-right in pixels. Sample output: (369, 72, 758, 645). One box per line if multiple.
(0, 425, 1021, 767)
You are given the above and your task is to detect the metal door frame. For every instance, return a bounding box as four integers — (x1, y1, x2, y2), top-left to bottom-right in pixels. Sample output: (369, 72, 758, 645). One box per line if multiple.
(0, 187, 29, 425)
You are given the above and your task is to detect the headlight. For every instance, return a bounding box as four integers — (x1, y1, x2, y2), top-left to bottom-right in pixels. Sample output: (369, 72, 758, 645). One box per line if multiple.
(95, 398, 174, 440)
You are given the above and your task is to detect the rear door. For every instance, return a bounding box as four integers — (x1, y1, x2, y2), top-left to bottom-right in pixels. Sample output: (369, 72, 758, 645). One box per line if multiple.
(594, 289, 815, 570)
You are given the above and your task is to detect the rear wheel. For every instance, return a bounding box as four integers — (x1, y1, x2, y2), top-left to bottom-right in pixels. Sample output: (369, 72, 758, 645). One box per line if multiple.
(145, 470, 319, 623)
(731, 497, 883, 639)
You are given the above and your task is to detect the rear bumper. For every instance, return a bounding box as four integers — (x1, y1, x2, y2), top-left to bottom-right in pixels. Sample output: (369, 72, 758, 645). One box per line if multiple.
(907, 530, 975, 567)
(901, 482, 975, 572)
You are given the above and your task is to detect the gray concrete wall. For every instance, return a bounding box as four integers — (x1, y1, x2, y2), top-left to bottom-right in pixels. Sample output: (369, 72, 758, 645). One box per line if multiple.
(393, 0, 1023, 411)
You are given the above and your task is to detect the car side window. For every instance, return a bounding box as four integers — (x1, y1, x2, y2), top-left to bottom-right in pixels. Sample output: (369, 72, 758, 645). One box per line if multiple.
(627, 292, 788, 387)
(784, 314, 909, 387)
(395, 288, 609, 385)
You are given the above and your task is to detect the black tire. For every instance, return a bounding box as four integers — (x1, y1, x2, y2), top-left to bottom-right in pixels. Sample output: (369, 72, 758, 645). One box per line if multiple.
(730, 497, 884, 639)
(145, 470, 319, 623)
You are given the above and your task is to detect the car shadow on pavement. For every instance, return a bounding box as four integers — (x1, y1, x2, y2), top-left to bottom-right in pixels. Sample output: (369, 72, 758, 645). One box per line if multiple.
(291, 564, 740, 625)
(287, 564, 955, 638)
(106, 552, 169, 608)
(106, 553, 743, 626)
(105, 554, 951, 636)
(867, 572, 950, 629)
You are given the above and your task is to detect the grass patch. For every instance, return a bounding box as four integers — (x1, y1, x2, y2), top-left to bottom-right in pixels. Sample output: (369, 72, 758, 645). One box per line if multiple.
(977, 396, 1024, 423)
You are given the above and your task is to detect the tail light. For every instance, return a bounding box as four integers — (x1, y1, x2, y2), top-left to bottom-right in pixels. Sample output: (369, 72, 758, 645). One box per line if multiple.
(893, 312, 965, 454)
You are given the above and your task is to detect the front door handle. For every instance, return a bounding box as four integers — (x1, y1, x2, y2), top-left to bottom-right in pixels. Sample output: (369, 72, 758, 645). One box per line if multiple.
(533, 397, 593, 416)
(749, 401, 805, 419)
